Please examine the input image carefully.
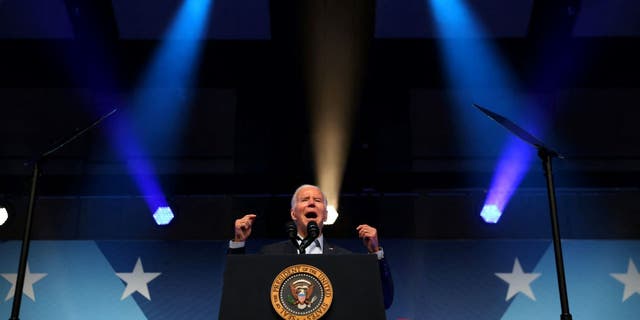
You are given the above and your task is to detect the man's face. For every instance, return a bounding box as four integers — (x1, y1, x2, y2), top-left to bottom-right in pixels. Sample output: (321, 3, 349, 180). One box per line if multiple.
(290, 186, 327, 236)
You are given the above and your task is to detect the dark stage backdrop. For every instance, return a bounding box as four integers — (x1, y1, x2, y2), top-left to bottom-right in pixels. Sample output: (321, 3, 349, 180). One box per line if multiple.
(1, 86, 640, 239)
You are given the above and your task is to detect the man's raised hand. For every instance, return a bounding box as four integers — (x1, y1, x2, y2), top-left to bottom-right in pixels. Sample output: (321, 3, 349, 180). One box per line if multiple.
(234, 214, 257, 242)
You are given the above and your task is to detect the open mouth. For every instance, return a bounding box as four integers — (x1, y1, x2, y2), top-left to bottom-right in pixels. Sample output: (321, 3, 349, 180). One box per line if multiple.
(304, 212, 318, 219)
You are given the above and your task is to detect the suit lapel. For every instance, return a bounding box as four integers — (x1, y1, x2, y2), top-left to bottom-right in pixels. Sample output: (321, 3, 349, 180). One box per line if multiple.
(322, 239, 336, 255)
(286, 240, 299, 254)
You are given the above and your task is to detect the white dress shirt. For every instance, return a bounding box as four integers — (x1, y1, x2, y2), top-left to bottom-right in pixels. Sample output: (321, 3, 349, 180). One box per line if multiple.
(298, 234, 323, 254)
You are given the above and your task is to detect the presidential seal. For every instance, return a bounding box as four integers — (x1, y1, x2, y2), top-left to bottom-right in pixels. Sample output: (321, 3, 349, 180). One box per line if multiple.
(270, 264, 333, 320)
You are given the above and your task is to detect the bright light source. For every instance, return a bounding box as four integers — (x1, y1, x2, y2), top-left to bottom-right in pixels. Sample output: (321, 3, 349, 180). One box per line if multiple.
(480, 204, 502, 224)
(0, 207, 7, 226)
(153, 206, 174, 225)
(325, 205, 339, 225)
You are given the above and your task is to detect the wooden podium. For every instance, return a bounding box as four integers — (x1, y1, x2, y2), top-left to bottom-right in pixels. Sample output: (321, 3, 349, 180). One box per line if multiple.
(219, 254, 386, 319)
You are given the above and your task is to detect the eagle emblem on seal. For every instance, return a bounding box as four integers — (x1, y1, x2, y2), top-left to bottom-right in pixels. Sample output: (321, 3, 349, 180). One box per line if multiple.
(289, 279, 317, 309)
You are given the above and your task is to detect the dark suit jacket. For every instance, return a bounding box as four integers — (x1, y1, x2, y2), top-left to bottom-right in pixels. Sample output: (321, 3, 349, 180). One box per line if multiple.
(260, 238, 352, 254)
(228, 239, 394, 309)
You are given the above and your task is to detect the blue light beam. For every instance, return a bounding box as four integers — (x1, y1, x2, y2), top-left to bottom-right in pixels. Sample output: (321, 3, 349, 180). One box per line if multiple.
(131, 0, 213, 154)
(106, 113, 169, 213)
(429, 0, 538, 224)
(125, 0, 213, 221)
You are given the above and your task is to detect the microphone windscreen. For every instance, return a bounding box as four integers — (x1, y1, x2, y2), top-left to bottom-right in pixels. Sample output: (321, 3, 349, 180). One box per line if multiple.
(307, 221, 319, 238)
(285, 221, 297, 239)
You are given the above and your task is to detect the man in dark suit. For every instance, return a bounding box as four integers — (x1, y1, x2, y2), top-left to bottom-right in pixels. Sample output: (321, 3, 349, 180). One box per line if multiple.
(228, 184, 394, 309)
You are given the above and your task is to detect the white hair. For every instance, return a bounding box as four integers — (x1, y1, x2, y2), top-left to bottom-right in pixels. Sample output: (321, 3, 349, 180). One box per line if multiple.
(290, 184, 328, 208)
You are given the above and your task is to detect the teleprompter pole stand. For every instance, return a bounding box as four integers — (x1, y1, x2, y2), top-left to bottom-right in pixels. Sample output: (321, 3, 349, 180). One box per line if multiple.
(472, 103, 572, 320)
(539, 148, 572, 320)
(9, 108, 117, 320)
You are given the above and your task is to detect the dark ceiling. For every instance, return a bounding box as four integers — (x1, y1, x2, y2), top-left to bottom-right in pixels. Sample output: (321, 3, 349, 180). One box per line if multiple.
(0, 0, 639, 89)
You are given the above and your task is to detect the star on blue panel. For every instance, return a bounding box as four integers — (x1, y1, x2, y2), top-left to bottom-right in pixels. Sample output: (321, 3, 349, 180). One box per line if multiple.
(611, 258, 640, 302)
(116, 257, 161, 300)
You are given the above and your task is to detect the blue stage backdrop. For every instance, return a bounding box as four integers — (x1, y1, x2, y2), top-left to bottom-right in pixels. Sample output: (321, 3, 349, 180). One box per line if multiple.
(0, 239, 639, 319)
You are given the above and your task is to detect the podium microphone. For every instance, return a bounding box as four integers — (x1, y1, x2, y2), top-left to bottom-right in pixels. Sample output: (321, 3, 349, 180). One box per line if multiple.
(299, 221, 320, 254)
(285, 221, 301, 253)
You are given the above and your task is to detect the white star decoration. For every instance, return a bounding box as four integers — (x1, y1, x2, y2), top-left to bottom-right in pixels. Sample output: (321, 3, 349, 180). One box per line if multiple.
(116, 257, 161, 301)
(610, 258, 640, 302)
(1, 263, 47, 302)
(495, 258, 541, 301)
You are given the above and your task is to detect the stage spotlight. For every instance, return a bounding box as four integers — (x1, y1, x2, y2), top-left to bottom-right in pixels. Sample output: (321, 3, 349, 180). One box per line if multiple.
(325, 205, 339, 225)
(153, 206, 174, 225)
(480, 204, 502, 224)
(0, 206, 8, 226)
